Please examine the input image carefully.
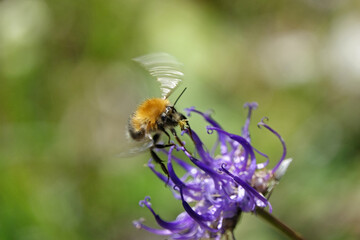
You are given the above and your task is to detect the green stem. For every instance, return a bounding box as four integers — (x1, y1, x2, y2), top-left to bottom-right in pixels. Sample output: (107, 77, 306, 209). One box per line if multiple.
(255, 207, 305, 240)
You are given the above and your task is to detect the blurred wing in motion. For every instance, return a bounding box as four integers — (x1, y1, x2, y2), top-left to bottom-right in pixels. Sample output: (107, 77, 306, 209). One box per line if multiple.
(118, 137, 153, 158)
(133, 52, 184, 98)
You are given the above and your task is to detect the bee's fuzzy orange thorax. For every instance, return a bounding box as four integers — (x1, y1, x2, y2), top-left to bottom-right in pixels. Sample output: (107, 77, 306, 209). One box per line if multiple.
(132, 98, 170, 132)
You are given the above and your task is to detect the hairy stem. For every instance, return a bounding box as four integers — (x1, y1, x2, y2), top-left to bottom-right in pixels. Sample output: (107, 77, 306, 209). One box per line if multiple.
(255, 207, 305, 240)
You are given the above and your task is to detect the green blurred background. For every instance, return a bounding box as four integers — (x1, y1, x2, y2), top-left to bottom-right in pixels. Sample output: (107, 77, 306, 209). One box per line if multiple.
(1, 0, 360, 239)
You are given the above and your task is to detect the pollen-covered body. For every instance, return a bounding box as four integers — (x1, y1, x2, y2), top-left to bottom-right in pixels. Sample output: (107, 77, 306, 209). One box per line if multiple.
(130, 98, 169, 139)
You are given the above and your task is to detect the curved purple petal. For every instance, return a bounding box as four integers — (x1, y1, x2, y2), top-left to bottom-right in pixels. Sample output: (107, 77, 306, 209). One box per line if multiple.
(182, 148, 230, 190)
(159, 149, 195, 172)
(242, 102, 258, 142)
(133, 219, 172, 235)
(258, 118, 287, 174)
(185, 107, 228, 154)
(139, 197, 194, 232)
(148, 159, 174, 186)
(220, 165, 270, 211)
(167, 147, 203, 194)
(253, 147, 270, 169)
(179, 187, 219, 233)
(208, 126, 257, 180)
(187, 129, 213, 164)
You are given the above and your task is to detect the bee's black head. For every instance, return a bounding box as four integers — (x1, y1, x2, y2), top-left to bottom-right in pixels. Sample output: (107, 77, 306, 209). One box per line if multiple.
(159, 106, 186, 128)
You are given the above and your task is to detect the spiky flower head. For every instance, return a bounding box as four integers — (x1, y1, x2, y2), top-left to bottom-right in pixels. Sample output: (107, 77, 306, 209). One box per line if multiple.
(133, 103, 292, 240)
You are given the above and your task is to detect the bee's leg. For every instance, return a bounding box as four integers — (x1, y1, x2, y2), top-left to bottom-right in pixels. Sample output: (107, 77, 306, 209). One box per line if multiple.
(151, 133, 171, 185)
(150, 147, 169, 181)
(158, 126, 172, 145)
(170, 128, 183, 147)
(153, 131, 173, 147)
(152, 133, 161, 145)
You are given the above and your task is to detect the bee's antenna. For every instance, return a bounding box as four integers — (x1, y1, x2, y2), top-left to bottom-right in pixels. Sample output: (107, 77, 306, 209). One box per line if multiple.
(173, 87, 187, 107)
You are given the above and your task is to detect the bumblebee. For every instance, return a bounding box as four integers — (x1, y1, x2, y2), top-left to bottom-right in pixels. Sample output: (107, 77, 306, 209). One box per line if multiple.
(128, 53, 192, 178)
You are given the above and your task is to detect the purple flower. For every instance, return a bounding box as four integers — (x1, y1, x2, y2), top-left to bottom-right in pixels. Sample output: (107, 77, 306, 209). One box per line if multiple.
(133, 102, 292, 240)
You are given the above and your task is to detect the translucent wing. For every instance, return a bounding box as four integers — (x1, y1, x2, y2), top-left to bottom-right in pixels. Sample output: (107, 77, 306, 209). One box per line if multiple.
(118, 137, 153, 158)
(133, 52, 184, 98)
